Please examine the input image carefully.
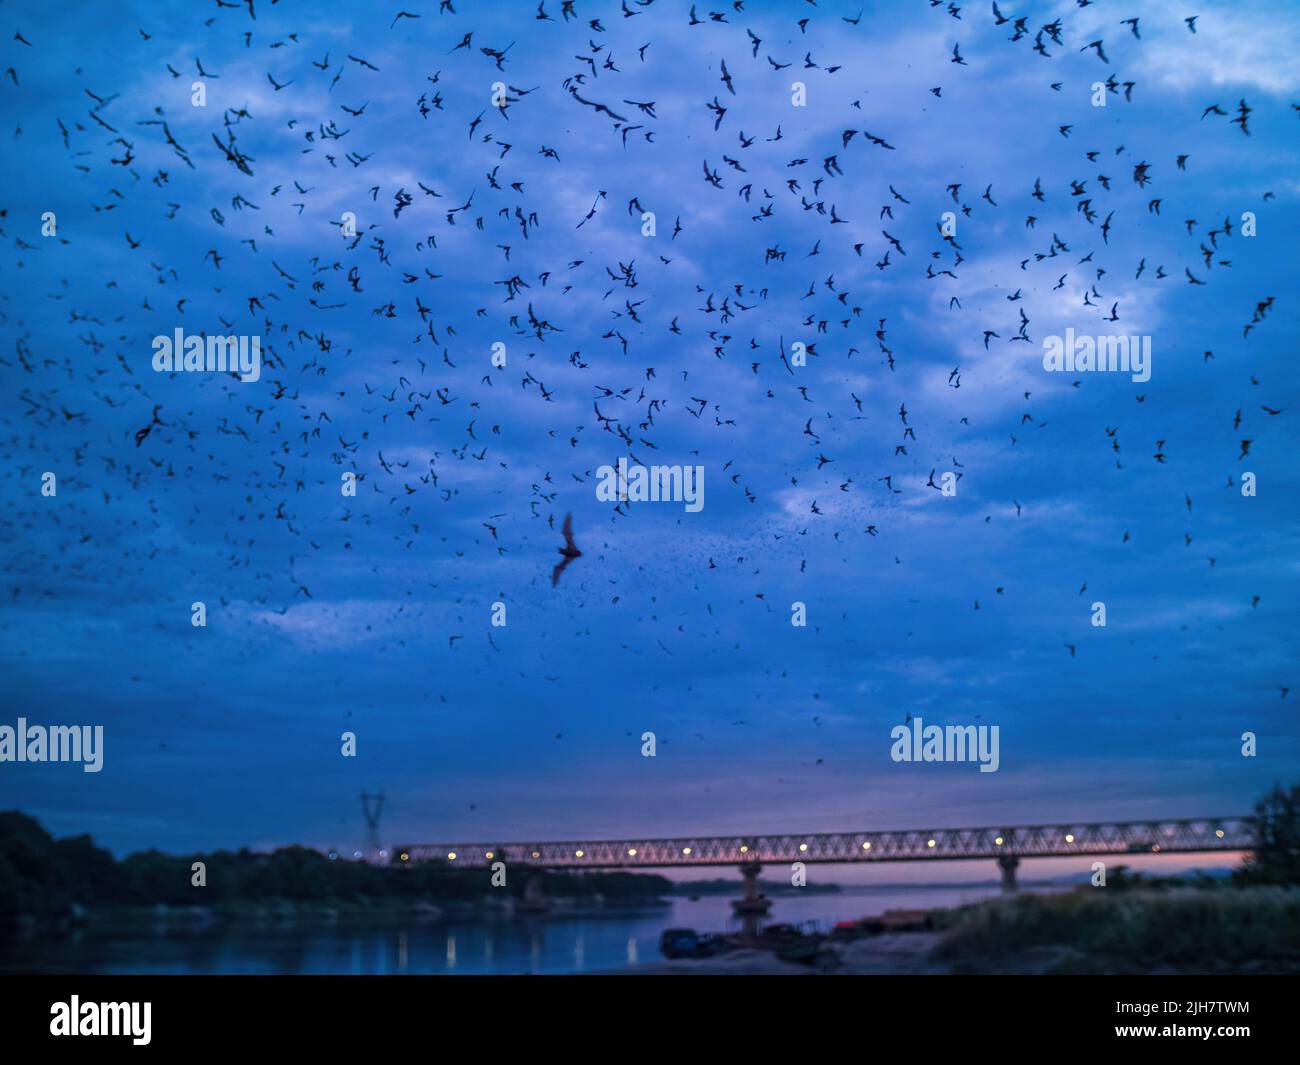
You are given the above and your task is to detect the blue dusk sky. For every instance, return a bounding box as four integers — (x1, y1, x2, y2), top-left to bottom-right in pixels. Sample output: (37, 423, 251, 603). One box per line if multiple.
(0, 0, 1296, 882)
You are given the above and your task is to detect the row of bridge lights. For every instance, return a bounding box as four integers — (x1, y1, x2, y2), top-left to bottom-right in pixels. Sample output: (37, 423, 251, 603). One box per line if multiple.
(432, 840, 951, 860)
(419, 828, 1227, 863)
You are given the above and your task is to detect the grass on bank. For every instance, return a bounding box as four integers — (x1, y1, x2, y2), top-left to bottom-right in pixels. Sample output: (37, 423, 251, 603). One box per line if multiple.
(932, 885, 1300, 972)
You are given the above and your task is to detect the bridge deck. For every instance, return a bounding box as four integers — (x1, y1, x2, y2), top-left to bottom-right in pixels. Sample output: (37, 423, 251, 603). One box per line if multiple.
(397, 816, 1254, 869)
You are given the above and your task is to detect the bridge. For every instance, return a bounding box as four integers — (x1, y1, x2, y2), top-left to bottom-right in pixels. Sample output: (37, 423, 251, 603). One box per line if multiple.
(397, 815, 1255, 904)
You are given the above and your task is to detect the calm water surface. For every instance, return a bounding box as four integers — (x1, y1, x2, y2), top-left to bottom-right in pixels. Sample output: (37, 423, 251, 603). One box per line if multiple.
(3, 885, 1061, 974)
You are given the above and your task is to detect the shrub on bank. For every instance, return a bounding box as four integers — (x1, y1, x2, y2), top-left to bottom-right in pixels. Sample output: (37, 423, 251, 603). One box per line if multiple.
(934, 886, 1300, 967)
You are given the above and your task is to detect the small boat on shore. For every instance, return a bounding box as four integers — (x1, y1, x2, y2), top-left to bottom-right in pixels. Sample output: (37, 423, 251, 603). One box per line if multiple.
(774, 937, 824, 964)
(830, 908, 935, 939)
(659, 927, 728, 959)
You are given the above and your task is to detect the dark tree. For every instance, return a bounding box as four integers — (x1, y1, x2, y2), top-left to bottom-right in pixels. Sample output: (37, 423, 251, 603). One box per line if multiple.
(1236, 783, 1300, 886)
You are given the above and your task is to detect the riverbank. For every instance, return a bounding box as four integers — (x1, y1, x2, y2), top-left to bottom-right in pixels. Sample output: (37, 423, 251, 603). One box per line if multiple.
(622, 933, 947, 974)
(622, 886, 1300, 975)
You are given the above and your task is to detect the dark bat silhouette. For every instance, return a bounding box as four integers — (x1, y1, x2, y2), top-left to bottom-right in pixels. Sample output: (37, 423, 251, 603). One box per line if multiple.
(133, 405, 164, 448)
(551, 512, 582, 586)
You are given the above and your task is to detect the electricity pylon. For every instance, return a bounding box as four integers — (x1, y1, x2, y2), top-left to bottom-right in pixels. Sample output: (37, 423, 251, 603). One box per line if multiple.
(359, 791, 385, 860)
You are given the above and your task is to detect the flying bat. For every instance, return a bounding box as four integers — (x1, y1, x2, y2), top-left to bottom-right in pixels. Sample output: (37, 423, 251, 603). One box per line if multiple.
(551, 512, 582, 586)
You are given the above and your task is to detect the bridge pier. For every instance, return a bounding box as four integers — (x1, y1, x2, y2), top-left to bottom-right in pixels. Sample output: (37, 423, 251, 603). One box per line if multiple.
(731, 862, 771, 939)
(520, 870, 552, 914)
(997, 855, 1020, 895)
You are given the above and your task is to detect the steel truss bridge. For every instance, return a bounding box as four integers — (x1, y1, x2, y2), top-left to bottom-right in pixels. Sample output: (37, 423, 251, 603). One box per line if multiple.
(398, 816, 1254, 872)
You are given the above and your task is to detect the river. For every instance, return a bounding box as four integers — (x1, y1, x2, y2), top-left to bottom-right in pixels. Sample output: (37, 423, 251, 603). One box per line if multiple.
(2, 883, 1059, 974)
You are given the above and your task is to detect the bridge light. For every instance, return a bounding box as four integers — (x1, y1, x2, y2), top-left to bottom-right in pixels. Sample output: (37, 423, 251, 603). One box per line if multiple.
(400, 852, 409, 862)
(739, 845, 749, 853)
(1151, 844, 1161, 853)
(447, 851, 457, 861)
(628, 848, 637, 857)
(575, 850, 585, 858)
(994, 837, 1004, 846)
(1215, 829, 1224, 839)
(531, 851, 541, 859)
(861, 842, 871, 851)
(485, 852, 494, 860)
(799, 843, 808, 852)
(683, 847, 692, 855)
(1065, 834, 1075, 844)
(927, 839, 936, 848)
